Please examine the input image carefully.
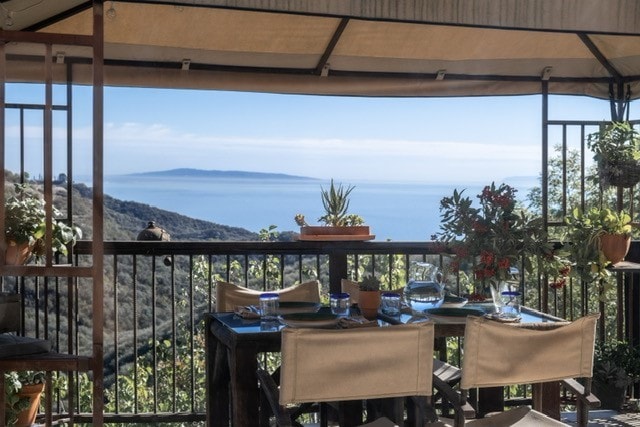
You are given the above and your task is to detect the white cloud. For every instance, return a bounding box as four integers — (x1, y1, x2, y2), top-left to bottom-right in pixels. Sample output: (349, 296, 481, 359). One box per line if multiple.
(11, 121, 543, 183)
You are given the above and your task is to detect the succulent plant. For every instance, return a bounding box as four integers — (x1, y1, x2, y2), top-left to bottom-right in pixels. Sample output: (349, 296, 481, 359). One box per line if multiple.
(359, 275, 381, 291)
(294, 179, 365, 227)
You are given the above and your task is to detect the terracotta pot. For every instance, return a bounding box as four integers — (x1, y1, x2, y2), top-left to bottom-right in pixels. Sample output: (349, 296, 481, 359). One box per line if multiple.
(4, 241, 31, 265)
(14, 382, 44, 427)
(599, 233, 631, 265)
(358, 290, 381, 320)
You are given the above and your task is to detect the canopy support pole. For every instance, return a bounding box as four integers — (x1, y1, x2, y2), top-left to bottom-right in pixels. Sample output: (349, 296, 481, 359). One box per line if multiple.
(541, 79, 549, 313)
(609, 83, 631, 122)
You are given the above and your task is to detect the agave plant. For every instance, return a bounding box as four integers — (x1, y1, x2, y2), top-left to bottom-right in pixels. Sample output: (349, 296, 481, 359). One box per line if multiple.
(358, 274, 381, 291)
(318, 179, 357, 226)
(294, 179, 364, 227)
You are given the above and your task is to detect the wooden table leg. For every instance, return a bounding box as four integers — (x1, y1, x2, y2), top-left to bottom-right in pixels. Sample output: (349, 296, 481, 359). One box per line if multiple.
(229, 343, 260, 427)
(477, 387, 504, 417)
(208, 332, 230, 427)
(337, 400, 363, 427)
(532, 382, 561, 420)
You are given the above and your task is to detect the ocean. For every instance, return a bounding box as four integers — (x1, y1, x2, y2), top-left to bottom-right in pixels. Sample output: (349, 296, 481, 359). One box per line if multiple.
(98, 174, 539, 241)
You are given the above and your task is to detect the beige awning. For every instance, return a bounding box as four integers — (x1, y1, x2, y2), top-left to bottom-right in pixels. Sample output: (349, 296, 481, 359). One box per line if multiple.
(1, 0, 640, 99)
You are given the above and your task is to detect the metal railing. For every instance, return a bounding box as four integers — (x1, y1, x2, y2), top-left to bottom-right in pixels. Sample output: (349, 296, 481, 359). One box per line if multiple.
(1, 239, 637, 423)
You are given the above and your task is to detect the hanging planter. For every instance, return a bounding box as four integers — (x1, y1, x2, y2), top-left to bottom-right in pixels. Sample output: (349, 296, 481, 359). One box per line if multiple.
(597, 159, 640, 188)
(588, 121, 640, 188)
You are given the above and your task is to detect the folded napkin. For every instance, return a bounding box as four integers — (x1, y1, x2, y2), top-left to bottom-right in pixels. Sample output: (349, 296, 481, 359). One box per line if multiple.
(338, 316, 378, 329)
(485, 313, 521, 323)
(234, 305, 261, 319)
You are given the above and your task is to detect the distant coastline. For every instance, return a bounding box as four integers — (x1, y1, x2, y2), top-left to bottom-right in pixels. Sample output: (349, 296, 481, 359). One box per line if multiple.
(127, 168, 319, 181)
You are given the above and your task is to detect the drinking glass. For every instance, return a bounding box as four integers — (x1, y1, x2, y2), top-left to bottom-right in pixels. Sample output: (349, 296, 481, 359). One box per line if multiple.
(330, 292, 350, 317)
(381, 292, 401, 316)
(500, 291, 521, 318)
(259, 293, 279, 321)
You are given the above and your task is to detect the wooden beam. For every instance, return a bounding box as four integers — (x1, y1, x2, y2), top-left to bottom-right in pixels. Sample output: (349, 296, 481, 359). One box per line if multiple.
(91, 0, 105, 425)
(0, 29, 93, 46)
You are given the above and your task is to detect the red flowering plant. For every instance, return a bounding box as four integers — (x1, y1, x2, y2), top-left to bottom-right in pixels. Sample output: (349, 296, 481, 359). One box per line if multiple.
(435, 182, 570, 300)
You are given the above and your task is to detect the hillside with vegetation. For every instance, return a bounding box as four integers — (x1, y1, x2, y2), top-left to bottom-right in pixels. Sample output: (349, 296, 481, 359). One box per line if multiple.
(72, 182, 259, 241)
(4, 170, 261, 241)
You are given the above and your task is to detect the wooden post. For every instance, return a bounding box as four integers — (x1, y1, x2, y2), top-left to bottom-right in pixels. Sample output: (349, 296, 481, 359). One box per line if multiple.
(329, 252, 348, 294)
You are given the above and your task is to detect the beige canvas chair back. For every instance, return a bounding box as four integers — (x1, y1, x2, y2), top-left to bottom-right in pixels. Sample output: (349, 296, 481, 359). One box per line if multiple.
(341, 279, 361, 304)
(341, 279, 404, 305)
(215, 280, 321, 312)
(461, 313, 599, 389)
(279, 322, 435, 405)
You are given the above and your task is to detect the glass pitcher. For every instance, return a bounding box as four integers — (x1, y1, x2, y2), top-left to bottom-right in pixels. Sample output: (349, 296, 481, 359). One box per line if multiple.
(403, 262, 445, 314)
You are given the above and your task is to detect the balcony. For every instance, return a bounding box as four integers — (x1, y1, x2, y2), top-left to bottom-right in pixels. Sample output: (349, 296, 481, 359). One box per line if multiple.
(1, 239, 637, 424)
(1, 2, 640, 425)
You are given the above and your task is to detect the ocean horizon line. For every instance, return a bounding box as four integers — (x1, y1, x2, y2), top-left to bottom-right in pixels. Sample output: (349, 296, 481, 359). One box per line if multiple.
(74, 172, 542, 240)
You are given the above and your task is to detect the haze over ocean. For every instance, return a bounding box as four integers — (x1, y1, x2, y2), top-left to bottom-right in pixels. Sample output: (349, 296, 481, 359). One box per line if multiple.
(94, 172, 539, 241)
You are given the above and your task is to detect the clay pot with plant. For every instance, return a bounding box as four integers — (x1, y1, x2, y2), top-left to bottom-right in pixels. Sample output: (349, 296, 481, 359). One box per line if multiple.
(294, 179, 372, 240)
(357, 275, 381, 320)
(564, 207, 633, 267)
(592, 340, 640, 410)
(4, 183, 82, 265)
(563, 207, 634, 299)
(5, 371, 46, 426)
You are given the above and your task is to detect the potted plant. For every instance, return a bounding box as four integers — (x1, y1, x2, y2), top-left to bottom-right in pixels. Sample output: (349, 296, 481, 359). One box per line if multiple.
(587, 121, 640, 188)
(294, 179, 373, 241)
(4, 183, 82, 265)
(357, 274, 381, 320)
(435, 182, 567, 309)
(563, 207, 633, 288)
(592, 340, 640, 410)
(5, 370, 46, 426)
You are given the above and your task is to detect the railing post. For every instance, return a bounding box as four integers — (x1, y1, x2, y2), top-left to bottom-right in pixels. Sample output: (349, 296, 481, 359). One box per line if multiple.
(329, 252, 348, 294)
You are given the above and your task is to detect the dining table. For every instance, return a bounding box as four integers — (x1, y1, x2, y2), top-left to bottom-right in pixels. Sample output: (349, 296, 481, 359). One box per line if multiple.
(204, 303, 568, 427)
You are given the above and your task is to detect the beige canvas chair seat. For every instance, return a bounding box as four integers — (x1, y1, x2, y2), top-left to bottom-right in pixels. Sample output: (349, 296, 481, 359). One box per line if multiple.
(434, 314, 600, 427)
(257, 322, 445, 427)
(439, 406, 567, 426)
(215, 280, 321, 312)
(433, 359, 461, 385)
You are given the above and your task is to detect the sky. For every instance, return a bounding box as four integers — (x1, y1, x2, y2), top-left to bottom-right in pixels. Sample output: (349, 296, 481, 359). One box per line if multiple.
(5, 84, 617, 184)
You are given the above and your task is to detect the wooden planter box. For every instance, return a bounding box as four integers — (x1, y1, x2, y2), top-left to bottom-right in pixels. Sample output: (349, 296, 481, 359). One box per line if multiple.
(297, 226, 374, 241)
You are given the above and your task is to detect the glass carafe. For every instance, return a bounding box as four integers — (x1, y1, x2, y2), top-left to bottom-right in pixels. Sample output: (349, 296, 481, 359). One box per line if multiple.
(403, 262, 445, 314)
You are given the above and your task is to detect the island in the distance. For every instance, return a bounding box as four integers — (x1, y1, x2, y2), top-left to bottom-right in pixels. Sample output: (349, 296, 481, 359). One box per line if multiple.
(127, 168, 319, 181)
